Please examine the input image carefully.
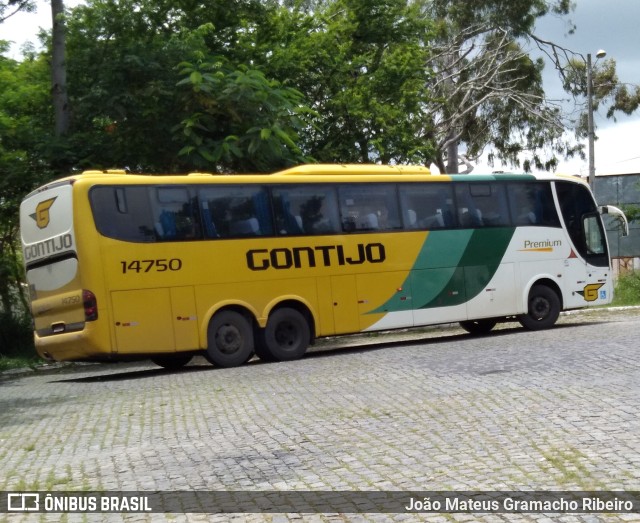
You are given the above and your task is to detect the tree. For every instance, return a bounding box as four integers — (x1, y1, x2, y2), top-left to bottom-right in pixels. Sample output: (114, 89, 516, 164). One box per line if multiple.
(249, 0, 437, 164)
(0, 51, 55, 355)
(63, 0, 286, 172)
(175, 54, 315, 172)
(0, 0, 34, 23)
(249, 0, 584, 173)
(51, 0, 70, 136)
(559, 55, 640, 143)
(422, 0, 577, 173)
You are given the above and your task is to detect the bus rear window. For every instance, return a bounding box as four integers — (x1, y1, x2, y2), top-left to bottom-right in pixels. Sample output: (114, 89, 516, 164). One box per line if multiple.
(91, 186, 199, 242)
(26, 256, 78, 293)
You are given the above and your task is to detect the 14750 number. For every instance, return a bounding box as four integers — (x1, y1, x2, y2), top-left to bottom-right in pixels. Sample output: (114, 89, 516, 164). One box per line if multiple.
(120, 258, 183, 274)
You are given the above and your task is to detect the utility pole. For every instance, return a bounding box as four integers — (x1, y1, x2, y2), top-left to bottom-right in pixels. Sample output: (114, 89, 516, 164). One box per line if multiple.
(586, 50, 606, 190)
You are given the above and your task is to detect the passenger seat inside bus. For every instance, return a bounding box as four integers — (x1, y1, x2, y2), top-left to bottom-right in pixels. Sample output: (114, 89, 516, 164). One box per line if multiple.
(362, 213, 379, 230)
(230, 217, 260, 236)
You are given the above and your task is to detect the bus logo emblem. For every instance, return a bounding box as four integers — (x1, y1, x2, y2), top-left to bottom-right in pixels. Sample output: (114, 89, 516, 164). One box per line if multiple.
(578, 282, 605, 302)
(30, 197, 57, 229)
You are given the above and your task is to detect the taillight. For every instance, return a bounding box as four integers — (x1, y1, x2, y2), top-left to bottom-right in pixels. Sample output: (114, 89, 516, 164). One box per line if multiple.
(83, 289, 98, 321)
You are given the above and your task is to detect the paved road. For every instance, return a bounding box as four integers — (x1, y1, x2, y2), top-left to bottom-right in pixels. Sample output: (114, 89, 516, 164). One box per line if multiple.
(1, 308, 639, 522)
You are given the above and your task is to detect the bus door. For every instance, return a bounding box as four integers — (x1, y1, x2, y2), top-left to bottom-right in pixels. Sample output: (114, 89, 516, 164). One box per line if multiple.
(555, 182, 612, 306)
(561, 211, 612, 306)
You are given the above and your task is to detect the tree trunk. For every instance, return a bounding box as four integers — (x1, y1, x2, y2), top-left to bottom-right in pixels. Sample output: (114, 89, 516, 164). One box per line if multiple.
(446, 135, 459, 174)
(51, 0, 70, 136)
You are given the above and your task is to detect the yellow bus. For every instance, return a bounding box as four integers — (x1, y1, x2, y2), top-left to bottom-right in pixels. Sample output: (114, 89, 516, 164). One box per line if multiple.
(19, 164, 627, 369)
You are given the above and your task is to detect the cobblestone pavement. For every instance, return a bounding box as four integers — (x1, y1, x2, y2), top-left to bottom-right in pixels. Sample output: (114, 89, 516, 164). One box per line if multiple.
(1, 308, 640, 523)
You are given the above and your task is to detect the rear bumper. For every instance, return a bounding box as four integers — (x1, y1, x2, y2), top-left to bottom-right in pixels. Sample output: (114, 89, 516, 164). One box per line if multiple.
(34, 324, 111, 362)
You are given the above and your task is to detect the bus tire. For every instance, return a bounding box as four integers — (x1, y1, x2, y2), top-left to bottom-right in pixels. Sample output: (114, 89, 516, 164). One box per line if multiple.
(518, 285, 560, 331)
(205, 310, 254, 368)
(257, 307, 310, 362)
(151, 354, 193, 370)
(459, 319, 497, 335)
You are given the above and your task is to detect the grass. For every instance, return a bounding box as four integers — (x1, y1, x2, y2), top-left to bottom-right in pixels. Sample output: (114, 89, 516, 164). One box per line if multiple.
(0, 354, 43, 373)
(612, 270, 640, 306)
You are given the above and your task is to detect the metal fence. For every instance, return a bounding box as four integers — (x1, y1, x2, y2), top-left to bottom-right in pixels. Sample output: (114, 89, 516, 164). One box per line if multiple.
(594, 173, 640, 263)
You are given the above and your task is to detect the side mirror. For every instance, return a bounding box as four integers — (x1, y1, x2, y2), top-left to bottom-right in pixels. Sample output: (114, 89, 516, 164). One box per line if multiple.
(599, 205, 629, 237)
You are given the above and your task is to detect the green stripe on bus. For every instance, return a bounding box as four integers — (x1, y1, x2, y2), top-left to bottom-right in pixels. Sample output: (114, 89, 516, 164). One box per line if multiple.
(370, 227, 516, 313)
(370, 230, 472, 313)
(416, 227, 516, 309)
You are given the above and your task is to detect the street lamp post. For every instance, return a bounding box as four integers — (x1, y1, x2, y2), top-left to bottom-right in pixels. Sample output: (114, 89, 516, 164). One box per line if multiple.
(587, 49, 606, 190)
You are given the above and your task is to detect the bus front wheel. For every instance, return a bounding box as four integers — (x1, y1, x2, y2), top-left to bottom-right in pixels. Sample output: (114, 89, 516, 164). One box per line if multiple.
(519, 285, 560, 330)
(256, 307, 310, 362)
(205, 310, 254, 367)
(460, 319, 497, 335)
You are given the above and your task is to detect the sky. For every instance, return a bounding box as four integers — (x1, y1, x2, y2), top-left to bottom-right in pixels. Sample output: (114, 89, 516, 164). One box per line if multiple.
(1, 0, 640, 176)
(522, 0, 640, 176)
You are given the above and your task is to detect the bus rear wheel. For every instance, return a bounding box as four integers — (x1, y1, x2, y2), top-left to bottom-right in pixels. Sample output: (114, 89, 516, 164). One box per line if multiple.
(205, 310, 254, 367)
(459, 319, 497, 335)
(519, 285, 560, 330)
(151, 354, 193, 370)
(256, 307, 310, 362)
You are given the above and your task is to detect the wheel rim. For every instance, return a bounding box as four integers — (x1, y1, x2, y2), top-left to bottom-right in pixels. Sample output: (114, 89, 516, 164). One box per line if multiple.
(275, 321, 299, 350)
(530, 296, 551, 321)
(216, 324, 242, 354)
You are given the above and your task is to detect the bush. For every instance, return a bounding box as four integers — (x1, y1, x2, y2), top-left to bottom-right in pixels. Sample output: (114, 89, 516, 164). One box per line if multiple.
(612, 270, 640, 306)
(0, 310, 36, 358)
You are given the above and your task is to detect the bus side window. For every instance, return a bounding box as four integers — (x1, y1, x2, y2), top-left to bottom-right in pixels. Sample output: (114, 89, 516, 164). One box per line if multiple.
(200, 200, 218, 238)
(153, 187, 197, 241)
(507, 182, 560, 227)
(399, 183, 454, 229)
(198, 186, 273, 238)
(90, 186, 156, 242)
(458, 183, 511, 227)
(273, 186, 339, 236)
(338, 184, 400, 232)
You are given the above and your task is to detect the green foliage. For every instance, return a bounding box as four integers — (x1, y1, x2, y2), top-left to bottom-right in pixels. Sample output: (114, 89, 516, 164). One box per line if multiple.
(0, 310, 35, 359)
(175, 57, 315, 172)
(0, 53, 54, 359)
(562, 56, 640, 145)
(428, 0, 572, 37)
(612, 271, 640, 306)
(250, 0, 436, 164)
(0, 0, 36, 23)
(63, 0, 204, 172)
(622, 205, 640, 224)
(62, 0, 309, 173)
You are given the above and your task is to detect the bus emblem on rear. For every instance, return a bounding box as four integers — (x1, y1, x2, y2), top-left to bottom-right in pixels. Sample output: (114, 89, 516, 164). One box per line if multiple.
(30, 197, 57, 229)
